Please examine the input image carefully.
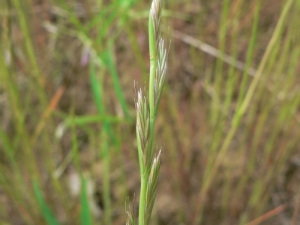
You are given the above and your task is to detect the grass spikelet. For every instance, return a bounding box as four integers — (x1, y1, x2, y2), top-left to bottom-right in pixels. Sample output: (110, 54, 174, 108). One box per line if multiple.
(126, 200, 137, 225)
(145, 150, 161, 225)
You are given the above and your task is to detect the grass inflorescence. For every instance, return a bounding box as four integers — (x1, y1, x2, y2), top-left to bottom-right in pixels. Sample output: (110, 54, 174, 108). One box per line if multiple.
(127, 0, 168, 224)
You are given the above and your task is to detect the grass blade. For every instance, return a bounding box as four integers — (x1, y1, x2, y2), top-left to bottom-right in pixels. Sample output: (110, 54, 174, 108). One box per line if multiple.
(33, 181, 60, 225)
(80, 177, 93, 225)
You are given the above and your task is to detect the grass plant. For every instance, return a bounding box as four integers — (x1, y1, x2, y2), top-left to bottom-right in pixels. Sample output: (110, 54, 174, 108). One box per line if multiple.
(1, 0, 300, 224)
(127, 0, 167, 224)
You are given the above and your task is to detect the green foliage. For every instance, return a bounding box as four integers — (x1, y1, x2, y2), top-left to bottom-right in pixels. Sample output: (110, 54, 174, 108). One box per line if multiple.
(33, 181, 60, 225)
(80, 177, 93, 225)
(1, 0, 300, 224)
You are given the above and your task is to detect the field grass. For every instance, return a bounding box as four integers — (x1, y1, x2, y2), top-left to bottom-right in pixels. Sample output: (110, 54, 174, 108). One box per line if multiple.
(1, 0, 300, 224)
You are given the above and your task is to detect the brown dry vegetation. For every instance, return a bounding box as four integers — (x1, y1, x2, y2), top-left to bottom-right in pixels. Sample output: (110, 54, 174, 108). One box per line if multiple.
(1, 0, 300, 224)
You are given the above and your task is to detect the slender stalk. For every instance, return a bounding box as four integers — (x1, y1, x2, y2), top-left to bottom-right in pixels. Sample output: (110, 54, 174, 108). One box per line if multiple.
(11, 0, 46, 105)
(127, 1, 167, 225)
(90, 59, 112, 224)
(194, 0, 295, 223)
(138, 174, 147, 225)
(148, 8, 157, 165)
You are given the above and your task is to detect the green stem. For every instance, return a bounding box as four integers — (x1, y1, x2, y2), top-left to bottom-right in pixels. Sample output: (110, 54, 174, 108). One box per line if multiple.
(139, 174, 147, 225)
(195, 0, 295, 223)
(11, 0, 46, 106)
(138, 9, 157, 225)
(148, 8, 157, 166)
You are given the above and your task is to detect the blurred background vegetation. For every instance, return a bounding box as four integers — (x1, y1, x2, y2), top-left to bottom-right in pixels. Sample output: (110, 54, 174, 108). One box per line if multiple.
(1, 0, 300, 224)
